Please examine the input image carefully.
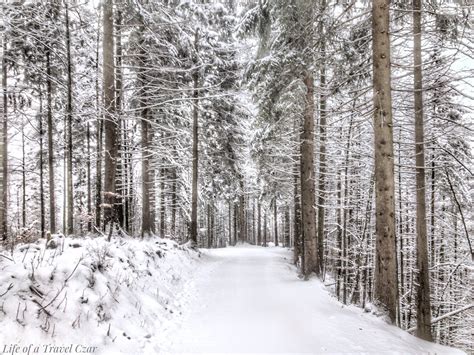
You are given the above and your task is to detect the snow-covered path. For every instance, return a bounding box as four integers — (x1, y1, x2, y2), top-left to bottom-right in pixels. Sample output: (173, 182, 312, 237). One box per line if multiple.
(153, 245, 462, 354)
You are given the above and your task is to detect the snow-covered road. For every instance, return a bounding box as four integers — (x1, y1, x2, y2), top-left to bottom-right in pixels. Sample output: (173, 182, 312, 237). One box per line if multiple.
(152, 245, 462, 354)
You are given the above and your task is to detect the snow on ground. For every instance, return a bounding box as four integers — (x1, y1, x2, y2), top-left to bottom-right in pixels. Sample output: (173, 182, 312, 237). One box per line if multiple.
(0, 235, 202, 355)
(153, 245, 464, 355)
(0, 240, 464, 354)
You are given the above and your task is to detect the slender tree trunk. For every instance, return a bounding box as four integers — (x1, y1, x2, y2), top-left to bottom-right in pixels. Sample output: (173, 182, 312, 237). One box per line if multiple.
(46, 52, 56, 234)
(239, 179, 246, 243)
(317, 0, 327, 274)
(413, 0, 432, 339)
(160, 167, 166, 237)
(140, 85, 151, 236)
(103, 0, 117, 234)
(273, 198, 278, 246)
(39, 95, 45, 240)
(293, 149, 301, 264)
(171, 166, 177, 236)
(115, 8, 124, 229)
(65, 0, 74, 235)
(257, 200, 261, 246)
(372, 0, 399, 323)
(1, 31, 7, 242)
(233, 202, 237, 246)
(95, 14, 102, 230)
(263, 212, 267, 247)
(190, 29, 199, 246)
(300, 72, 319, 277)
(21, 122, 26, 229)
(284, 206, 290, 247)
(149, 129, 156, 233)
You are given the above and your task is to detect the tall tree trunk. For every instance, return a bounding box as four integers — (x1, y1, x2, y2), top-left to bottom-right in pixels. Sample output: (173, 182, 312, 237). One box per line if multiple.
(38, 96, 45, 240)
(293, 146, 301, 264)
(171, 166, 177, 236)
(65, 0, 74, 235)
(233, 202, 237, 246)
(103, 0, 117, 234)
(140, 80, 151, 236)
(413, 0, 432, 340)
(239, 179, 246, 243)
(372, 0, 399, 323)
(86, 122, 91, 232)
(190, 29, 199, 246)
(46, 52, 56, 234)
(1, 31, 7, 242)
(115, 8, 124, 229)
(160, 167, 166, 237)
(300, 72, 319, 277)
(273, 198, 278, 246)
(317, 0, 327, 274)
(21, 121, 26, 229)
(95, 13, 103, 230)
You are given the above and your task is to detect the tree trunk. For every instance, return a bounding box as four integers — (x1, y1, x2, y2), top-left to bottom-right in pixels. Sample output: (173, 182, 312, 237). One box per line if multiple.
(21, 121, 26, 229)
(413, 0, 432, 340)
(317, 0, 327, 274)
(115, 8, 124, 229)
(160, 167, 166, 237)
(300, 71, 319, 277)
(38, 96, 45, 240)
(65, 0, 74, 235)
(95, 13, 103, 230)
(284, 205, 290, 247)
(140, 82, 151, 236)
(103, 0, 117, 234)
(293, 148, 301, 264)
(171, 166, 177, 237)
(273, 198, 278, 246)
(1, 30, 7, 242)
(46, 52, 56, 234)
(190, 29, 199, 246)
(257, 200, 261, 246)
(372, 0, 399, 323)
(263, 212, 267, 247)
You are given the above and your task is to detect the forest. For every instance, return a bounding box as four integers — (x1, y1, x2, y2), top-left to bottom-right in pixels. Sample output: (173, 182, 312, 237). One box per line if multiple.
(0, 0, 472, 353)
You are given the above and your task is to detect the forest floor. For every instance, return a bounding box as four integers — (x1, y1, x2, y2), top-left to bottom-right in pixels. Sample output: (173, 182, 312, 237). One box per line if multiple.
(153, 245, 464, 354)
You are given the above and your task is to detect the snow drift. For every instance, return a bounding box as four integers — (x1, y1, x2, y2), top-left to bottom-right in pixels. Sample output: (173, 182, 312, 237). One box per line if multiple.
(0, 235, 201, 355)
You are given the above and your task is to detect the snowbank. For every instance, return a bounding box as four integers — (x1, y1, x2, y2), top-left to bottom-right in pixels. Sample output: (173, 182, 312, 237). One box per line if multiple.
(0, 235, 201, 355)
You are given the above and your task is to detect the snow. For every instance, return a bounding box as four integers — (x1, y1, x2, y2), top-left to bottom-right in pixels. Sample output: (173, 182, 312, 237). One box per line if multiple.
(0, 240, 464, 354)
(0, 235, 202, 355)
(154, 245, 464, 355)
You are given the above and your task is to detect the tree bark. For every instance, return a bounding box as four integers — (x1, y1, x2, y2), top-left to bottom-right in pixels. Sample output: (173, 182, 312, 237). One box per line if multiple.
(257, 200, 261, 246)
(65, 0, 74, 235)
(300, 72, 319, 277)
(1, 30, 8, 242)
(95, 13, 103, 230)
(46, 52, 56, 234)
(190, 29, 199, 246)
(273, 198, 278, 246)
(412, 0, 433, 341)
(372, 0, 399, 323)
(38, 96, 45, 240)
(102, 0, 117, 234)
(317, 0, 327, 275)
